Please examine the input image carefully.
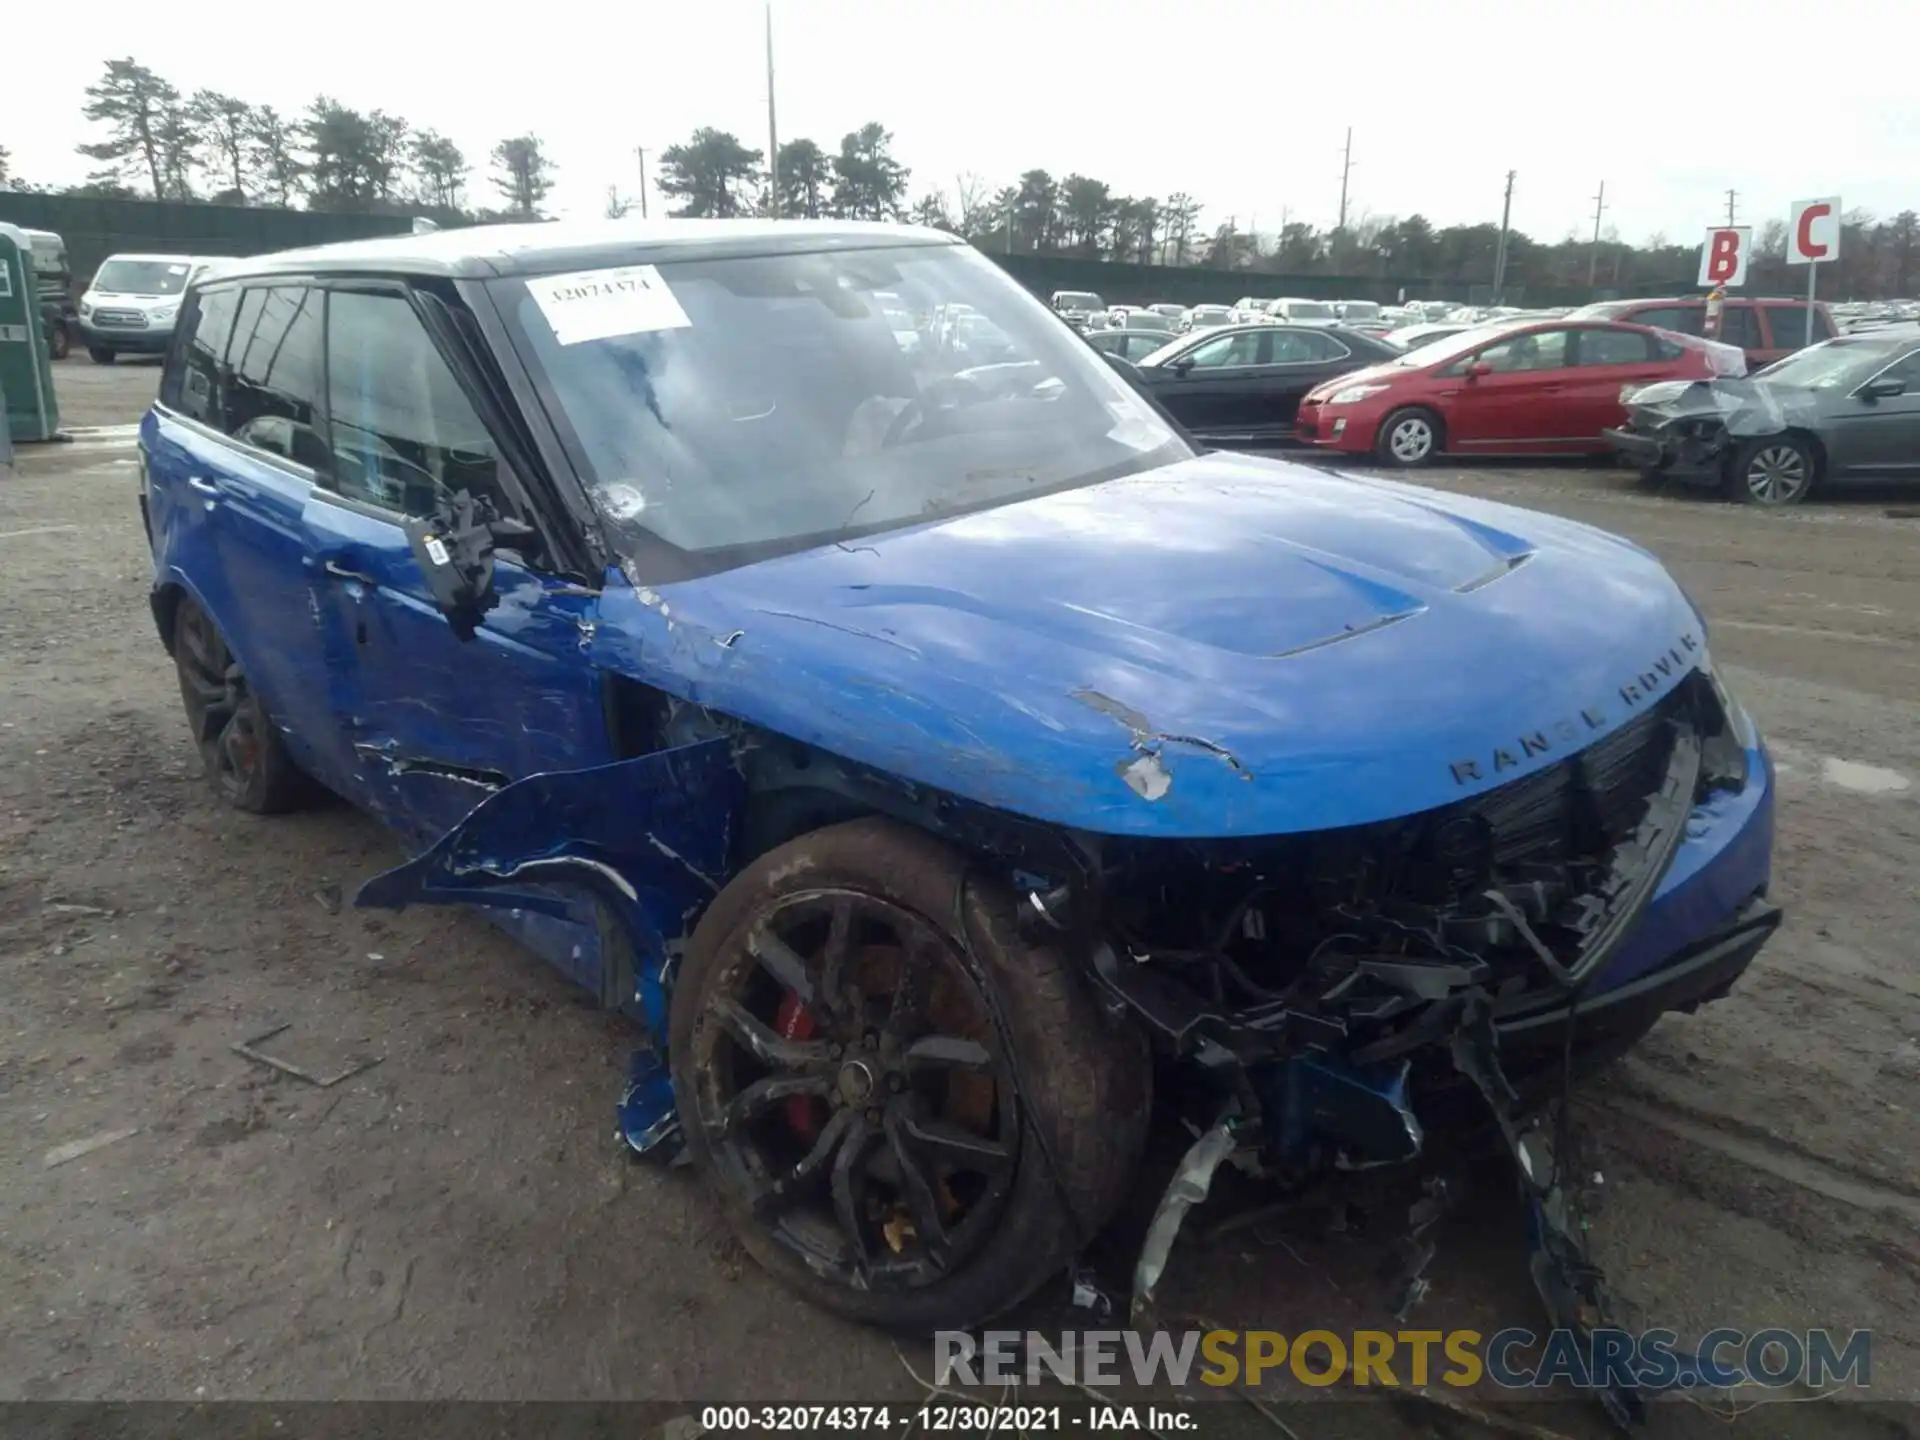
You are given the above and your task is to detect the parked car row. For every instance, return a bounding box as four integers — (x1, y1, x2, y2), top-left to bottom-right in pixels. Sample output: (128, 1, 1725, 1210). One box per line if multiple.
(1050, 291, 1247, 337)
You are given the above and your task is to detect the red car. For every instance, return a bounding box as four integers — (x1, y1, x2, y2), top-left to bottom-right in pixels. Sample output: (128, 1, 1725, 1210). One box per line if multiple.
(1295, 319, 1745, 467)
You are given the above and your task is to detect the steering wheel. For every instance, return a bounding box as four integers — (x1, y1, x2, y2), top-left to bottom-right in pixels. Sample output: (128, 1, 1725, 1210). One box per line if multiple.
(880, 373, 989, 448)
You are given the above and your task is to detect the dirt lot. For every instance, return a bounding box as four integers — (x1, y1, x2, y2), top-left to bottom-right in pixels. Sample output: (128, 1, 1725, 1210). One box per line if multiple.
(4, 359, 1919, 1434)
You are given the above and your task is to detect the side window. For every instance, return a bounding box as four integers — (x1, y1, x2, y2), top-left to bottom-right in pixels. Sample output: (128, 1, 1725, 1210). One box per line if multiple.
(1474, 329, 1570, 373)
(325, 288, 508, 520)
(1573, 328, 1653, 366)
(1718, 305, 1761, 349)
(1187, 332, 1262, 368)
(223, 286, 326, 464)
(1630, 306, 1703, 336)
(1877, 351, 1920, 387)
(1267, 330, 1323, 364)
(161, 286, 239, 425)
(1301, 331, 1352, 361)
(1762, 305, 1810, 349)
(1812, 308, 1837, 340)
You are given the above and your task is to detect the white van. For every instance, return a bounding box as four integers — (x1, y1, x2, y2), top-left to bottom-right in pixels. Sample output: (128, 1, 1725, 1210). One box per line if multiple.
(78, 253, 211, 363)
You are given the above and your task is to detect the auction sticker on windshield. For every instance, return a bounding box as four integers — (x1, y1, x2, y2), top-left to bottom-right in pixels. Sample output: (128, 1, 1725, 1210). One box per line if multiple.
(527, 264, 692, 346)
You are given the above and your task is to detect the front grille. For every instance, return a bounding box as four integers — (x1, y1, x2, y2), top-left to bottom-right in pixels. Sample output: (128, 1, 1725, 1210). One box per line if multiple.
(92, 309, 149, 329)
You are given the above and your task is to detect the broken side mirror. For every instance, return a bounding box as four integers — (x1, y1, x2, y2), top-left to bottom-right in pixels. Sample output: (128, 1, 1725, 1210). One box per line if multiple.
(403, 489, 532, 642)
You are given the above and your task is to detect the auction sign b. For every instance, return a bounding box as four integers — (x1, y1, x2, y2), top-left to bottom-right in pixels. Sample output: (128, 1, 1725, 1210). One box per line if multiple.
(1698, 226, 1752, 287)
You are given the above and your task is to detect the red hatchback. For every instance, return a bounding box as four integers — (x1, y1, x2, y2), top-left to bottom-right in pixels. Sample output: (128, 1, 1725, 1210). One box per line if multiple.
(1295, 319, 1744, 467)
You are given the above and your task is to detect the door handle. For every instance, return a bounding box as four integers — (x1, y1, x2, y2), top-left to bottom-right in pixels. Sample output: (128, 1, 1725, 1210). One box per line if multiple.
(186, 476, 220, 496)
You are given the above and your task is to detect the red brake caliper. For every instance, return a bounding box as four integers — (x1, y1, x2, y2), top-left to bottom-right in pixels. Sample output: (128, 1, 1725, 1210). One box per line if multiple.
(775, 992, 821, 1139)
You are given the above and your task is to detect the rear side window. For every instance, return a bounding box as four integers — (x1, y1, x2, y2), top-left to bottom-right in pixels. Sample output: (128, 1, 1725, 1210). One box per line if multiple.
(1763, 305, 1810, 349)
(1718, 305, 1761, 349)
(224, 286, 328, 466)
(324, 288, 510, 520)
(1574, 329, 1653, 365)
(160, 286, 239, 425)
(1628, 305, 1703, 335)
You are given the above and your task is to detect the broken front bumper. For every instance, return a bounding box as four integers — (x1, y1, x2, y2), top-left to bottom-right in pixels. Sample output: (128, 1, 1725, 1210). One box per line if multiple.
(1603, 425, 1727, 482)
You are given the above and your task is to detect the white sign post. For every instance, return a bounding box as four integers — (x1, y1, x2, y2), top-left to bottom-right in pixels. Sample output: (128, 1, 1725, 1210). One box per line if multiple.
(1788, 197, 1841, 335)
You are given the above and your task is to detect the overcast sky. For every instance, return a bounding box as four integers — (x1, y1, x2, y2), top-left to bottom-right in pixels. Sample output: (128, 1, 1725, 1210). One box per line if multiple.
(8, 0, 1916, 244)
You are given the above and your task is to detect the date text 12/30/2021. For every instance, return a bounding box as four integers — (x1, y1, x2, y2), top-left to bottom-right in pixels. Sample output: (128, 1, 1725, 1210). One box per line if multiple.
(693, 1404, 1201, 1432)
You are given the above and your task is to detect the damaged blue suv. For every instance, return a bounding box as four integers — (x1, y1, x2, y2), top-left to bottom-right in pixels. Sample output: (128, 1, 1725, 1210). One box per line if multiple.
(139, 221, 1778, 1373)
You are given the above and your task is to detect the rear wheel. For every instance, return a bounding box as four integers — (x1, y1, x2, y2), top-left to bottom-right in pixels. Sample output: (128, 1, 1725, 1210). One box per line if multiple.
(48, 322, 71, 361)
(88, 346, 116, 365)
(171, 594, 312, 814)
(1725, 435, 1815, 506)
(670, 818, 1150, 1331)
(1376, 407, 1443, 467)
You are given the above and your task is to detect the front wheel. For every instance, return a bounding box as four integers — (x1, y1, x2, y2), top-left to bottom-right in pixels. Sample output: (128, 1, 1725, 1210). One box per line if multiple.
(88, 346, 116, 365)
(1725, 435, 1816, 506)
(1375, 406, 1443, 467)
(670, 818, 1151, 1331)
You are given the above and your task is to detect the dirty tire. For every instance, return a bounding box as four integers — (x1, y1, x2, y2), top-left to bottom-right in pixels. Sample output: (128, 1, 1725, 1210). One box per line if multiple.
(1376, 406, 1443, 467)
(671, 818, 1151, 1331)
(171, 594, 312, 815)
(88, 346, 116, 365)
(1725, 434, 1816, 507)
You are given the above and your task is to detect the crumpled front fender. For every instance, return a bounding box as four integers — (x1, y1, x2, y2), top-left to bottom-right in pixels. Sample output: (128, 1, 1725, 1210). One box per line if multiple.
(354, 737, 742, 1035)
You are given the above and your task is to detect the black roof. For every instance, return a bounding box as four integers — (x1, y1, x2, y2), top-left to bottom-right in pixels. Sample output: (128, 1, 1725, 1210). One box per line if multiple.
(196, 218, 961, 284)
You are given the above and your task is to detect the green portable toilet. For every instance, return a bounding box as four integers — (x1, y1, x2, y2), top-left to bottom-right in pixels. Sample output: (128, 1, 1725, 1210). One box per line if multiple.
(0, 222, 61, 441)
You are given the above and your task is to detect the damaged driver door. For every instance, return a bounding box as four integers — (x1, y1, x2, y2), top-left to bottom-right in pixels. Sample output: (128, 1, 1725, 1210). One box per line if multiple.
(305, 282, 614, 845)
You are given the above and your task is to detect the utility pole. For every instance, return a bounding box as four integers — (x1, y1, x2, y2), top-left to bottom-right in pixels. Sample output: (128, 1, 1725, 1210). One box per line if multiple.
(1587, 180, 1607, 288)
(634, 147, 648, 219)
(1491, 169, 1516, 303)
(1724, 188, 1738, 225)
(764, 0, 780, 217)
(1336, 128, 1354, 231)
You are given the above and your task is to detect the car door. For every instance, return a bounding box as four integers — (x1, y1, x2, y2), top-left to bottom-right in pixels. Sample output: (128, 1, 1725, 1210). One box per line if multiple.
(1249, 328, 1356, 438)
(1435, 327, 1576, 449)
(1564, 326, 1676, 439)
(144, 281, 368, 798)
(1827, 349, 1920, 476)
(303, 281, 612, 844)
(1143, 329, 1267, 437)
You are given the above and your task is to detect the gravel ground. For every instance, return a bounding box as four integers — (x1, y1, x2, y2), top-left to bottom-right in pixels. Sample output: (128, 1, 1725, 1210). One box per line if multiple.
(3, 361, 1917, 1434)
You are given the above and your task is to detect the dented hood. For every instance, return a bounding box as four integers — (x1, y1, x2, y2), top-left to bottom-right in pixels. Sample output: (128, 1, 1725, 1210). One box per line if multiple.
(593, 450, 1704, 838)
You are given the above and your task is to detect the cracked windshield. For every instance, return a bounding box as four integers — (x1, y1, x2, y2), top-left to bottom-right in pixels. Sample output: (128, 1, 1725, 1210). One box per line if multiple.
(496, 243, 1186, 563)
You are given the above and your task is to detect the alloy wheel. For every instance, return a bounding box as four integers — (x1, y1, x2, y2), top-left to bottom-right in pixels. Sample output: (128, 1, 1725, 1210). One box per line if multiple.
(175, 605, 264, 803)
(1390, 417, 1435, 463)
(1744, 445, 1810, 505)
(686, 889, 1021, 1292)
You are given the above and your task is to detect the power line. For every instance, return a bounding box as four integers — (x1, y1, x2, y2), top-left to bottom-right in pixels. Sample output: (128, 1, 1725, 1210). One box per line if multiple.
(1336, 128, 1354, 231)
(1587, 180, 1608, 287)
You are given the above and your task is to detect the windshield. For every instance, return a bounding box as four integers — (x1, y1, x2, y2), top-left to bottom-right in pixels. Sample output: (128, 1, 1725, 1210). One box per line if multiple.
(1394, 323, 1514, 366)
(92, 259, 192, 295)
(1752, 340, 1891, 390)
(1284, 302, 1337, 320)
(1340, 302, 1381, 320)
(500, 244, 1187, 573)
(1056, 292, 1104, 312)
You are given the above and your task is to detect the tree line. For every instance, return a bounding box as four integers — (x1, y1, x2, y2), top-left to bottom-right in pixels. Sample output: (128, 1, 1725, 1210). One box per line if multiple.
(7, 68, 1920, 298)
(1, 59, 557, 222)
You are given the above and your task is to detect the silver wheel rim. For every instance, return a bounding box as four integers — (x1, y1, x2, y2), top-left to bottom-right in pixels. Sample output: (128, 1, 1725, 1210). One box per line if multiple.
(1746, 445, 1808, 504)
(1389, 417, 1433, 462)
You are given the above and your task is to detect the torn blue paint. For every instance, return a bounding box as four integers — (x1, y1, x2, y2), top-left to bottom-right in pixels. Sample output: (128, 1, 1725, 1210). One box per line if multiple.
(618, 1048, 687, 1162)
(355, 738, 743, 1036)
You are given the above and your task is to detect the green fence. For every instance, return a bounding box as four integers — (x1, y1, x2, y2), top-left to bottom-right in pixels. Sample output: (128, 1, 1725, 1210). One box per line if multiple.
(0, 195, 416, 284)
